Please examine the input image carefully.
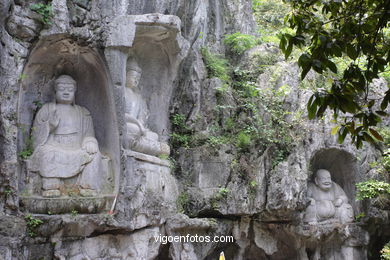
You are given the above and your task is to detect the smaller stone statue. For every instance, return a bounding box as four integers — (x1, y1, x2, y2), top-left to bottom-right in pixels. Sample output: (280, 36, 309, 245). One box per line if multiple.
(28, 75, 105, 197)
(303, 169, 353, 224)
(123, 58, 170, 156)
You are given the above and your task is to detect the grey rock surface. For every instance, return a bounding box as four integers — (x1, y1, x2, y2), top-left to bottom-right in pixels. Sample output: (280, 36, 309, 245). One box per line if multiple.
(0, 0, 388, 259)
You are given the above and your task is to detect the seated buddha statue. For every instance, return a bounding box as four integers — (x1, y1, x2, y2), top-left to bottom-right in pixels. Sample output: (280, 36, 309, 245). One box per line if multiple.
(123, 58, 170, 157)
(303, 169, 354, 224)
(28, 75, 104, 197)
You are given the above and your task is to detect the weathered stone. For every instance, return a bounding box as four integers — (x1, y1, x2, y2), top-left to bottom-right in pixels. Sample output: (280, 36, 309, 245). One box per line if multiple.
(0, 214, 25, 238)
(0, 0, 388, 259)
(5, 6, 42, 41)
(119, 150, 178, 230)
(20, 195, 114, 214)
(0, 247, 11, 260)
(53, 227, 161, 259)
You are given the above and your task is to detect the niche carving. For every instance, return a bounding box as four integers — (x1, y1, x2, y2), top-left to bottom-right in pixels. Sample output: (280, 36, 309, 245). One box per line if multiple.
(17, 36, 120, 214)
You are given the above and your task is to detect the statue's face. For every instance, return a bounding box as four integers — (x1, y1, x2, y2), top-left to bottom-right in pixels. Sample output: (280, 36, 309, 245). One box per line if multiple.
(55, 82, 76, 104)
(315, 170, 332, 191)
(126, 70, 141, 89)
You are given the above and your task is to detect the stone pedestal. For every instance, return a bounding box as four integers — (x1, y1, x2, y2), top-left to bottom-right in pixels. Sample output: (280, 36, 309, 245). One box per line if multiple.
(123, 150, 178, 229)
(296, 223, 369, 260)
(124, 150, 177, 201)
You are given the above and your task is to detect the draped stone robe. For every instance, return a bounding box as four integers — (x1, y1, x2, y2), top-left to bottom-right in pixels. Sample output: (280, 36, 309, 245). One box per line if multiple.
(28, 102, 103, 190)
(304, 182, 353, 224)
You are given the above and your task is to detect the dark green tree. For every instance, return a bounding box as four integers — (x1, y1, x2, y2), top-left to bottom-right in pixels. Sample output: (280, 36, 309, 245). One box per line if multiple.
(280, 0, 390, 148)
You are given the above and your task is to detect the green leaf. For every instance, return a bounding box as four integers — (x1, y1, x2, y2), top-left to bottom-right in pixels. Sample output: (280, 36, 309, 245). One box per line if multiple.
(331, 125, 340, 135)
(346, 44, 358, 60)
(375, 110, 388, 117)
(326, 60, 337, 74)
(369, 128, 384, 141)
(380, 91, 390, 110)
(285, 42, 293, 60)
(280, 35, 287, 51)
(338, 127, 347, 143)
(356, 137, 363, 149)
(301, 65, 311, 80)
(332, 44, 342, 57)
(298, 53, 310, 67)
(307, 95, 317, 119)
(363, 132, 375, 144)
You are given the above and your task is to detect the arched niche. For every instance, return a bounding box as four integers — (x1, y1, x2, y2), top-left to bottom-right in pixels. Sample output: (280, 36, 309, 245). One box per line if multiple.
(310, 148, 359, 211)
(129, 24, 180, 140)
(17, 35, 120, 196)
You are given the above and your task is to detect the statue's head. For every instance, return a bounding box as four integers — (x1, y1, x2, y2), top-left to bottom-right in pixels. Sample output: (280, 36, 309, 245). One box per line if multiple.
(126, 58, 142, 90)
(314, 169, 333, 191)
(55, 75, 77, 104)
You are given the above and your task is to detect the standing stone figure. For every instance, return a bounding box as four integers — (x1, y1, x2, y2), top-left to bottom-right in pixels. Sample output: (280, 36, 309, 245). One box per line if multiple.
(304, 169, 354, 224)
(124, 58, 170, 156)
(28, 75, 104, 197)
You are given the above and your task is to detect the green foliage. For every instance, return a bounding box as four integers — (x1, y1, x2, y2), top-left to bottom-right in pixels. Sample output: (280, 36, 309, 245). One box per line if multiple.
(216, 187, 229, 198)
(363, 127, 390, 174)
(30, 3, 53, 24)
(18, 130, 34, 160)
(19, 149, 33, 160)
(233, 69, 304, 160)
(33, 100, 43, 109)
(355, 212, 366, 222)
(170, 113, 193, 149)
(207, 135, 229, 147)
(356, 180, 390, 200)
(253, 0, 289, 29)
(158, 154, 169, 160)
(379, 127, 390, 146)
(176, 191, 190, 214)
(210, 188, 230, 208)
(224, 33, 258, 54)
(252, 0, 291, 44)
(172, 113, 188, 130)
(383, 149, 390, 173)
(248, 180, 258, 198)
(70, 209, 78, 217)
(249, 180, 258, 189)
(272, 149, 289, 169)
(236, 131, 251, 150)
(25, 214, 43, 237)
(381, 242, 390, 260)
(170, 133, 191, 148)
(201, 48, 231, 83)
(4, 189, 13, 196)
(281, 0, 390, 148)
(216, 67, 305, 166)
(18, 73, 27, 82)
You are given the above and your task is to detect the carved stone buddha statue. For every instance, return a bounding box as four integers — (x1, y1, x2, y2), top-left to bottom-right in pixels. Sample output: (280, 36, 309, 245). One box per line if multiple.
(303, 169, 354, 224)
(28, 75, 104, 197)
(123, 58, 170, 156)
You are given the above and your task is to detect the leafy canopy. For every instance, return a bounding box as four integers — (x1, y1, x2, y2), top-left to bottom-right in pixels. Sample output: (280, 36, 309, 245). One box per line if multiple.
(280, 0, 390, 148)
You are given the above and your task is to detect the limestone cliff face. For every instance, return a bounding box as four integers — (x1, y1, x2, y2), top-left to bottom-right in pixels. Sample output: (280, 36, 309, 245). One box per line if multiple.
(0, 0, 388, 259)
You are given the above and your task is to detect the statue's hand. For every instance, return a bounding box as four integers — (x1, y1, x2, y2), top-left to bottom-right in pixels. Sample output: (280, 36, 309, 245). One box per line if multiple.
(49, 109, 60, 131)
(334, 198, 343, 207)
(139, 125, 146, 136)
(82, 138, 98, 154)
